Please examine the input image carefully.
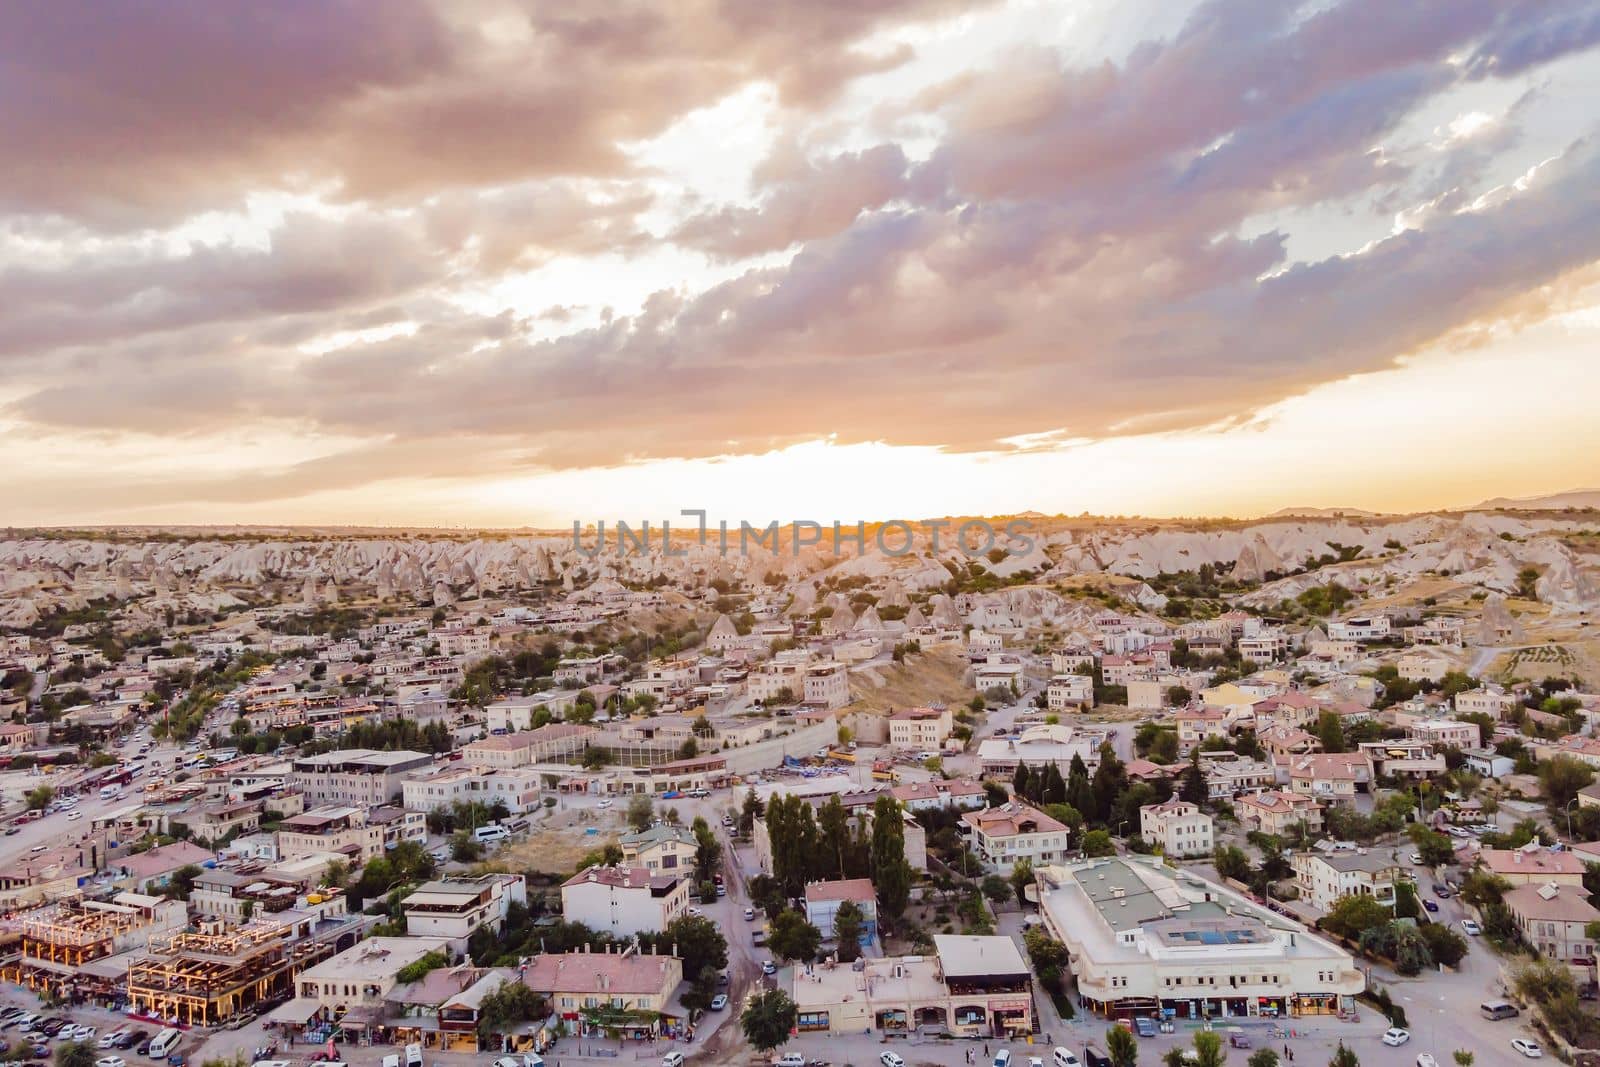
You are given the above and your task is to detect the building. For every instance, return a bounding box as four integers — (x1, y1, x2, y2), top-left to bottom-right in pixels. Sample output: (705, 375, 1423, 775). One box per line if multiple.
(0, 892, 188, 996)
(403, 875, 526, 949)
(1327, 616, 1391, 642)
(288, 749, 435, 807)
(401, 764, 543, 814)
(1235, 791, 1323, 837)
(891, 778, 987, 813)
(1138, 799, 1213, 858)
(1405, 719, 1479, 750)
(803, 879, 878, 944)
(295, 935, 454, 1018)
(1462, 748, 1515, 778)
(1175, 706, 1229, 754)
(804, 662, 851, 710)
(1035, 857, 1363, 1020)
(1291, 851, 1402, 912)
(1455, 686, 1518, 719)
(1046, 674, 1094, 712)
(1480, 847, 1587, 887)
(560, 866, 691, 937)
(127, 910, 360, 1026)
(462, 724, 596, 769)
(962, 803, 1071, 872)
(752, 790, 929, 874)
(1200, 753, 1275, 800)
(977, 723, 1098, 777)
(1286, 753, 1370, 805)
(618, 824, 699, 873)
(1356, 740, 1445, 779)
(888, 707, 953, 751)
(520, 946, 683, 1037)
(277, 805, 426, 863)
(1504, 883, 1600, 964)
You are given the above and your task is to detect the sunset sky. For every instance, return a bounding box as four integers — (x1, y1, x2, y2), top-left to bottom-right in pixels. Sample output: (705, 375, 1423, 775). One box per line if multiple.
(4, 0, 1600, 527)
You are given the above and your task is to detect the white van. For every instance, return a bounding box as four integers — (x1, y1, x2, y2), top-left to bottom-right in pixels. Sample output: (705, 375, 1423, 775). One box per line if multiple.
(149, 1029, 183, 1059)
(994, 1051, 1013, 1067)
(401, 1044, 422, 1067)
(1053, 1050, 1082, 1067)
(474, 824, 510, 843)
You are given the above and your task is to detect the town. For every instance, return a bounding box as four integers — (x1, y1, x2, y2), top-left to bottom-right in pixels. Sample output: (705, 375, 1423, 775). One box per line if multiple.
(1, 508, 1598, 1067)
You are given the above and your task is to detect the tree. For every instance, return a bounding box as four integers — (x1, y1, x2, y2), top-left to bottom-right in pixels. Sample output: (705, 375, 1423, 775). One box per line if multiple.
(1009, 858, 1035, 905)
(1105, 1025, 1138, 1067)
(1540, 755, 1595, 811)
(451, 832, 484, 863)
(643, 913, 727, 985)
(1419, 923, 1468, 968)
(1315, 710, 1346, 753)
(871, 795, 913, 919)
(1081, 829, 1115, 857)
(1328, 1042, 1359, 1067)
(1407, 823, 1454, 867)
(1321, 894, 1391, 940)
(742, 989, 798, 1053)
(627, 793, 655, 832)
(1248, 1052, 1280, 1067)
(692, 815, 722, 882)
(477, 980, 545, 1043)
(1393, 880, 1420, 921)
(1452, 1052, 1473, 1067)
(1213, 844, 1251, 883)
(768, 909, 821, 962)
(25, 785, 54, 810)
(833, 900, 865, 963)
(54, 1043, 96, 1067)
(817, 795, 853, 881)
(1192, 1031, 1224, 1067)
(1179, 750, 1208, 805)
(982, 875, 1012, 905)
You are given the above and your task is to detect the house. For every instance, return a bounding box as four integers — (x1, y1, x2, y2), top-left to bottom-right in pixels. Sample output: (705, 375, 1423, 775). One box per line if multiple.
(962, 803, 1072, 872)
(403, 875, 527, 950)
(1504, 883, 1600, 964)
(888, 707, 953, 751)
(519, 947, 683, 1030)
(1174, 706, 1229, 754)
(1480, 847, 1587, 887)
(462, 724, 595, 768)
(296, 936, 454, 1015)
(277, 805, 426, 863)
(1327, 616, 1390, 642)
(1462, 748, 1515, 778)
(1046, 673, 1095, 712)
(803, 878, 878, 944)
(111, 841, 218, 893)
(977, 723, 1098, 777)
(1286, 753, 1370, 805)
(1357, 740, 1445, 779)
(1455, 686, 1518, 719)
(1200, 753, 1275, 799)
(1291, 851, 1403, 912)
(1138, 799, 1213, 857)
(1531, 735, 1600, 770)
(1257, 724, 1321, 759)
(1396, 653, 1452, 683)
(1235, 790, 1323, 837)
(1405, 719, 1480, 750)
(892, 778, 987, 813)
(560, 866, 692, 936)
(1036, 856, 1363, 1020)
(618, 824, 699, 873)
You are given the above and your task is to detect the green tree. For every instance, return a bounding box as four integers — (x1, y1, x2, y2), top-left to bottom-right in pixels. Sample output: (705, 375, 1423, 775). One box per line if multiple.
(642, 913, 727, 985)
(1247, 1051, 1280, 1067)
(1321, 894, 1391, 940)
(477, 980, 545, 1042)
(450, 831, 484, 863)
(1192, 1031, 1224, 1067)
(1452, 1052, 1473, 1067)
(982, 875, 1012, 905)
(1081, 829, 1115, 857)
(817, 795, 853, 881)
(833, 899, 865, 963)
(25, 785, 54, 810)
(1407, 823, 1454, 867)
(768, 909, 822, 962)
(871, 795, 912, 919)
(1179, 750, 1208, 805)
(1213, 844, 1251, 883)
(1328, 1042, 1359, 1067)
(1315, 710, 1346, 753)
(626, 793, 655, 831)
(1540, 755, 1595, 810)
(692, 815, 723, 882)
(54, 1044, 96, 1067)
(1393, 880, 1420, 920)
(742, 989, 798, 1053)
(1105, 1025, 1138, 1067)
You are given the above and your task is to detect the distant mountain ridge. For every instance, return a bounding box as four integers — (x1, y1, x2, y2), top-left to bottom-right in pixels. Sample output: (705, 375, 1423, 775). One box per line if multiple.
(1464, 489, 1600, 511)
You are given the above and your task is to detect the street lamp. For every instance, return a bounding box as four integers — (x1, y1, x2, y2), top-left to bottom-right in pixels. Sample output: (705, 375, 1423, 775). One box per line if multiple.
(1565, 797, 1579, 843)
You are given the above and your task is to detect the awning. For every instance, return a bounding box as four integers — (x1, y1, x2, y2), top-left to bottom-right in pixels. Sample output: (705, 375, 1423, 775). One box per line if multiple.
(265, 998, 324, 1025)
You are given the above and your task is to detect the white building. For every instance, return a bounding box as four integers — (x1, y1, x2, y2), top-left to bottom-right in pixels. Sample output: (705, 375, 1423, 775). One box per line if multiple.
(1035, 857, 1363, 1020)
(1327, 616, 1390, 642)
(402, 875, 527, 950)
(888, 707, 953, 751)
(961, 803, 1072, 872)
(1046, 674, 1094, 712)
(804, 662, 851, 710)
(559, 866, 692, 936)
(1138, 799, 1214, 858)
(1291, 851, 1403, 912)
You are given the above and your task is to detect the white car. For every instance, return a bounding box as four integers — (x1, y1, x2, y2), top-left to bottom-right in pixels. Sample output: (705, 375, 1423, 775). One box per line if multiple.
(880, 1055, 905, 1067)
(76, 1026, 99, 1042)
(762, 960, 776, 975)
(598, 799, 614, 809)
(1416, 1056, 1438, 1067)
(1461, 919, 1482, 935)
(1409, 852, 1423, 864)
(96, 1058, 126, 1067)
(1382, 1028, 1411, 1047)
(67, 811, 83, 821)
(1512, 1039, 1543, 1058)
(709, 994, 728, 1010)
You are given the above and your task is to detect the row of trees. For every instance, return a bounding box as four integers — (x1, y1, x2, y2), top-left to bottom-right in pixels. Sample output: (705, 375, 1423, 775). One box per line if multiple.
(761, 792, 913, 918)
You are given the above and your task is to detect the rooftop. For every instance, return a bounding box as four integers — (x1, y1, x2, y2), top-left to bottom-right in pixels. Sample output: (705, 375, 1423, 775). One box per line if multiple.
(803, 878, 876, 904)
(932, 934, 1029, 979)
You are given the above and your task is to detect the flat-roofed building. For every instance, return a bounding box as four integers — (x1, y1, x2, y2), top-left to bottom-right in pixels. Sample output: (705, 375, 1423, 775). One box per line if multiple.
(560, 866, 691, 936)
(888, 707, 953, 750)
(288, 749, 434, 807)
(1139, 799, 1213, 858)
(1035, 857, 1362, 1021)
(403, 875, 527, 949)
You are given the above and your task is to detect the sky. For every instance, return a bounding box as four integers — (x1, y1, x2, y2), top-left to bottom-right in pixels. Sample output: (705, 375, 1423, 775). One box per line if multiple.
(4, 0, 1600, 528)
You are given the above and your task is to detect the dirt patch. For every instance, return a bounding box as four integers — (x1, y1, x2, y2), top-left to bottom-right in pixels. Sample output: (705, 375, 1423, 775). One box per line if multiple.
(498, 808, 623, 875)
(846, 645, 975, 715)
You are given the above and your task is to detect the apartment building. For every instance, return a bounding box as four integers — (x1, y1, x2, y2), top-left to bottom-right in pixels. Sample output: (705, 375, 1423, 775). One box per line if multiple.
(560, 866, 692, 936)
(1139, 799, 1214, 858)
(618, 824, 698, 873)
(1235, 791, 1323, 837)
(804, 662, 851, 710)
(1291, 851, 1402, 912)
(520, 947, 683, 1023)
(1404, 718, 1480, 749)
(401, 764, 544, 814)
(1046, 674, 1094, 712)
(803, 878, 878, 944)
(962, 803, 1072, 872)
(1175, 706, 1229, 754)
(1455, 686, 1518, 719)
(276, 805, 426, 863)
(402, 875, 527, 949)
(1504, 883, 1600, 963)
(888, 706, 953, 750)
(288, 749, 434, 807)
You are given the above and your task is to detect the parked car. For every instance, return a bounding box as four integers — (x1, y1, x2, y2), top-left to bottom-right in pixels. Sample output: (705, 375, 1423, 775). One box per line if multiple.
(1511, 1038, 1544, 1058)
(1417, 1055, 1439, 1067)
(1382, 1028, 1411, 1046)
(96, 1057, 127, 1067)
(879, 1055, 905, 1067)
(762, 960, 776, 975)
(709, 994, 728, 1011)
(1423, 900, 1439, 913)
(1461, 919, 1482, 936)
(1228, 1034, 1251, 1049)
